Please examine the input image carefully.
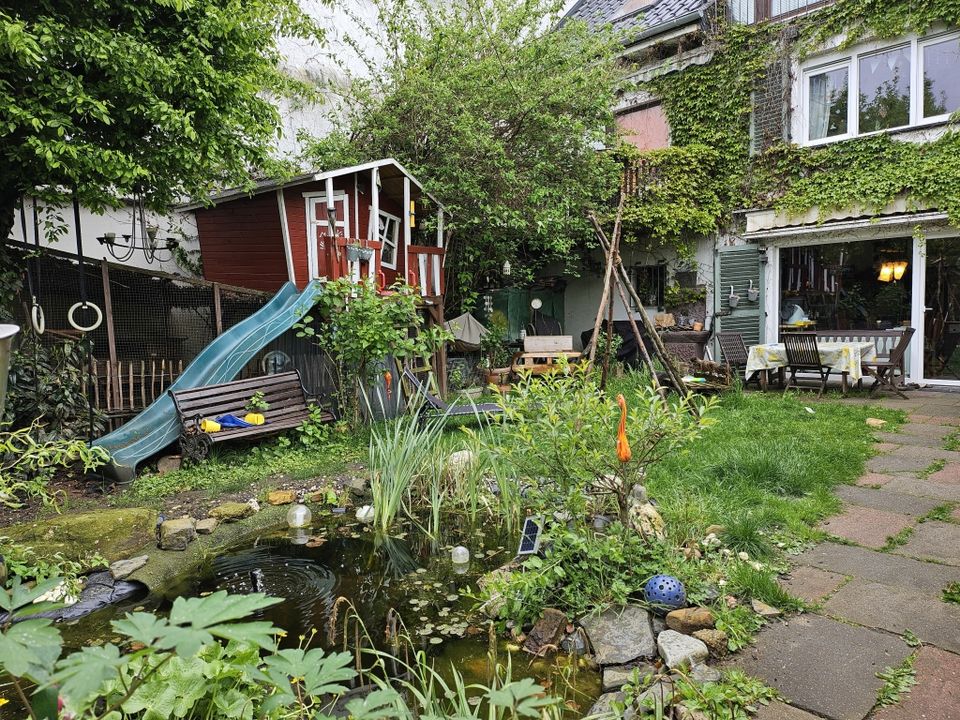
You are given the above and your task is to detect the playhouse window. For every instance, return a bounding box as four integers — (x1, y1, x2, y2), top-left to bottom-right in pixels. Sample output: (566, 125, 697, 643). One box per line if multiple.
(376, 211, 401, 269)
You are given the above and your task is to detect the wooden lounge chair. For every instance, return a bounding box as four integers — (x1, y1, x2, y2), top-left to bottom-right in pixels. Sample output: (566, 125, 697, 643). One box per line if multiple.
(782, 332, 831, 398)
(716, 332, 763, 388)
(862, 327, 915, 399)
(401, 368, 503, 424)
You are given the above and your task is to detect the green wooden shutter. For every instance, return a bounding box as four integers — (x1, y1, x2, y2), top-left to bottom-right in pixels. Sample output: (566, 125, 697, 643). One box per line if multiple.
(714, 244, 764, 347)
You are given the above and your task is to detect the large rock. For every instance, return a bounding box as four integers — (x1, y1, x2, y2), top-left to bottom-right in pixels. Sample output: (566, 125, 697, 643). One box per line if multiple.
(267, 490, 295, 506)
(666, 607, 715, 635)
(523, 608, 567, 655)
(690, 663, 721, 684)
(586, 691, 634, 720)
(209, 501, 255, 522)
(1, 508, 157, 563)
(602, 663, 655, 693)
(580, 605, 656, 665)
(692, 629, 729, 657)
(657, 630, 709, 669)
(751, 599, 782, 618)
(159, 518, 196, 551)
(109, 555, 149, 580)
(195, 518, 219, 535)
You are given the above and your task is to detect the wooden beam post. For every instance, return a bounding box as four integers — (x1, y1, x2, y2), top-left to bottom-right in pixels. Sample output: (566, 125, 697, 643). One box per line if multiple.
(213, 282, 223, 335)
(100, 259, 121, 404)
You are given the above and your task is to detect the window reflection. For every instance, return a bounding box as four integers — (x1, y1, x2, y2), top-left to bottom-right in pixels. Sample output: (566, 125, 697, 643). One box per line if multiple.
(923, 36, 960, 118)
(808, 67, 849, 140)
(859, 45, 911, 132)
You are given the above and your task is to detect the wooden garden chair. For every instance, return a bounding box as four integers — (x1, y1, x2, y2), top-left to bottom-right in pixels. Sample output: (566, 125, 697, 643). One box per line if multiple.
(782, 332, 830, 398)
(861, 327, 915, 399)
(716, 332, 764, 388)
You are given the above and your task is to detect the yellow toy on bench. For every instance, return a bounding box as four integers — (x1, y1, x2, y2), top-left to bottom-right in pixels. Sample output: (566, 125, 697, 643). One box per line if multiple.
(200, 419, 221, 433)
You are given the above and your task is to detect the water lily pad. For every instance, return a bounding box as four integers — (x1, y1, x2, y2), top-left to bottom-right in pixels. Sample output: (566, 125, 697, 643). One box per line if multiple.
(416, 568, 428, 574)
(429, 637, 443, 645)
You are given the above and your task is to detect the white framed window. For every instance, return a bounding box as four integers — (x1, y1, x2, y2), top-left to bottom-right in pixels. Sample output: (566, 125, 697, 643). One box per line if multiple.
(798, 31, 960, 145)
(369, 209, 400, 269)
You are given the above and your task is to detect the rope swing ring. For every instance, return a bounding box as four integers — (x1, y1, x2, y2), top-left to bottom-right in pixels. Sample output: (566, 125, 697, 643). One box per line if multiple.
(30, 301, 46, 335)
(67, 301, 102, 332)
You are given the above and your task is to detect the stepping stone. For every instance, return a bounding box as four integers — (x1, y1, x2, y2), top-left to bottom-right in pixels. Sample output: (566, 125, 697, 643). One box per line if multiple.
(894, 521, 960, 566)
(794, 542, 960, 594)
(872, 646, 960, 720)
(928, 463, 960, 485)
(952, 507, 960, 522)
(822, 579, 960, 654)
(856, 472, 896, 487)
(874, 442, 901, 453)
(910, 414, 960, 426)
(725, 614, 910, 720)
(819, 505, 913, 549)
(868, 453, 939, 474)
(778, 566, 846, 604)
(898, 444, 960, 463)
(883, 476, 960, 502)
(899, 423, 955, 440)
(875, 431, 947, 449)
(834, 485, 941, 518)
(754, 701, 823, 720)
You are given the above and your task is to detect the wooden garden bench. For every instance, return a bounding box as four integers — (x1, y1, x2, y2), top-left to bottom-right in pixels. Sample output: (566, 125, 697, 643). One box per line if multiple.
(510, 336, 584, 376)
(170, 370, 334, 462)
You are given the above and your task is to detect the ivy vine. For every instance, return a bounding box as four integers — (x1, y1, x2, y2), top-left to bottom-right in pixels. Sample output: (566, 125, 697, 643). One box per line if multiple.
(622, 0, 960, 241)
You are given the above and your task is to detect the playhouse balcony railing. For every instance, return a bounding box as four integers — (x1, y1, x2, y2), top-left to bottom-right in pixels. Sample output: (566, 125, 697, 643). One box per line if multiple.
(407, 245, 444, 299)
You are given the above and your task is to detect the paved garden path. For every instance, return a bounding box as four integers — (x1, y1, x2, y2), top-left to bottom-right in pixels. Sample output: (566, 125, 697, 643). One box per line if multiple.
(730, 390, 960, 720)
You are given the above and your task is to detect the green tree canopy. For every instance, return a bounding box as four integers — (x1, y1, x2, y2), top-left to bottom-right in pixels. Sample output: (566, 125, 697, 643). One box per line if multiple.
(301, 0, 627, 310)
(0, 0, 324, 237)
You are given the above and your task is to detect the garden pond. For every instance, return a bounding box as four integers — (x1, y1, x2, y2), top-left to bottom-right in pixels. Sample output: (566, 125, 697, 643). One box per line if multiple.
(15, 512, 602, 715)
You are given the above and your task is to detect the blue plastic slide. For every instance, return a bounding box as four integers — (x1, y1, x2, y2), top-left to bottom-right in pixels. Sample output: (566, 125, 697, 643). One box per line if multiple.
(93, 280, 323, 483)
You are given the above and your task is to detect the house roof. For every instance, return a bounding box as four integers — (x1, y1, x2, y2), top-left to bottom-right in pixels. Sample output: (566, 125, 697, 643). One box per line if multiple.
(565, 0, 707, 40)
(179, 158, 443, 212)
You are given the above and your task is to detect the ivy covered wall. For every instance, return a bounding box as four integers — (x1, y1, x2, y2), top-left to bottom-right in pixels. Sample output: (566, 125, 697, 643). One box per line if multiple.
(619, 0, 960, 247)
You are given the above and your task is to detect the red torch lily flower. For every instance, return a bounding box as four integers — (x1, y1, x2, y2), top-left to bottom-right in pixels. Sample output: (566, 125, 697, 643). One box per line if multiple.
(384, 370, 393, 400)
(616, 393, 631, 463)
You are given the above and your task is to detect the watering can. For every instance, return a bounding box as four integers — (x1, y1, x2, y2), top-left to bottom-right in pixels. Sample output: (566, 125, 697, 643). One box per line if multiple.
(0, 324, 19, 419)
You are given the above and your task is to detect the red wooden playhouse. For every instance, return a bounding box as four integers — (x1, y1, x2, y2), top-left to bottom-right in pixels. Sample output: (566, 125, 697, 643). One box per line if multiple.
(187, 159, 446, 303)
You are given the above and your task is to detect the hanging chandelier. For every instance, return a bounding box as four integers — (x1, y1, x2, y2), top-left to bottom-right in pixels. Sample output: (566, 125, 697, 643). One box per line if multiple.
(96, 192, 179, 264)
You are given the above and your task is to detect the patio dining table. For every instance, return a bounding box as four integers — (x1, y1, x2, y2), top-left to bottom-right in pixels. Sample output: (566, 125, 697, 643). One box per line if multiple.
(746, 340, 877, 392)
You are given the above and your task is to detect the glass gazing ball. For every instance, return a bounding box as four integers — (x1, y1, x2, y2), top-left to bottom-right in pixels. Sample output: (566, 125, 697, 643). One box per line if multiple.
(286, 503, 312, 529)
(644, 574, 686, 611)
(451, 545, 470, 564)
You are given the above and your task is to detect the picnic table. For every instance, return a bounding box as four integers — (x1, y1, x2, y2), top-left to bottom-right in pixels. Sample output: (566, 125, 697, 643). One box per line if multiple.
(746, 340, 878, 393)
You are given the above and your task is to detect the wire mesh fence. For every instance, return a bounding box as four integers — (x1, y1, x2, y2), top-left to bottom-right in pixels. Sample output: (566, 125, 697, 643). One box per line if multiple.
(8, 244, 335, 429)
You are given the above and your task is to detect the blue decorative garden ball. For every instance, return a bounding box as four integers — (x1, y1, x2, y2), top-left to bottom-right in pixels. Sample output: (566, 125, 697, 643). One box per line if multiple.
(644, 574, 686, 611)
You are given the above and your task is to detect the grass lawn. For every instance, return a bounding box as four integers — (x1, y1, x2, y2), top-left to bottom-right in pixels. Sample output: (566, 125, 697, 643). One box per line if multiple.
(642, 389, 905, 555)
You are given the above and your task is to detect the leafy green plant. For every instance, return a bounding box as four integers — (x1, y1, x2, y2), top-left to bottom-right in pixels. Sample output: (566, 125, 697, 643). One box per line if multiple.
(0, 538, 105, 598)
(0, 420, 109, 509)
(670, 669, 779, 720)
(480, 313, 511, 369)
(3, 336, 106, 438)
(876, 655, 917, 708)
(295, 278, 450, 425)
(296, 404, 334, 449)
(663, 283, 707, 310)
(488, 365, 715, 524)
(942, 581, 960, 605)
(245, 391, 269, 413)
(713, 604, 765, 652)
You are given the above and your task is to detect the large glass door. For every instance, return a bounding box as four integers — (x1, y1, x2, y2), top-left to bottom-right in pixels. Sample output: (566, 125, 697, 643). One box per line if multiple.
(923, 238, 960, 381)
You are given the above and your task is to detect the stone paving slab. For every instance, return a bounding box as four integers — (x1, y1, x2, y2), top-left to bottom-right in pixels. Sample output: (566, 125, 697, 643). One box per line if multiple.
(822, 579, 960, 653)
(819, 505, 914, 549)
(834, 485, 941, 518)
(898, 423, 955, 440)
(894, 521, 960, 566)
(875, 431, 947, 449)
(953, 506, 960, 522)
(856, 472, 896, 487)
(779, 565, 847, 604)
(794, 542, 960, 594)
(754, 701, 823, 720)
(908, 414, 960, 426)
(867, 453, 939, 474)
(874, 442, 901, 453)
(927, 463, 960, 485)
(727, 614, 910, 720)
(882, 476, 960, 502)
(872, 646, 960, 720)
(895, 444, 960, 462)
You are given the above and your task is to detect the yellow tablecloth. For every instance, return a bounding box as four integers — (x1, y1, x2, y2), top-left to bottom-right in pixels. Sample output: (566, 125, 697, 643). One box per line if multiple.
(746, 341, 877, 382)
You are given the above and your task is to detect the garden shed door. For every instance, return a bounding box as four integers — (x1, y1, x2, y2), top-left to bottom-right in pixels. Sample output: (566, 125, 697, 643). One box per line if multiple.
(714, 244, 765, 350)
